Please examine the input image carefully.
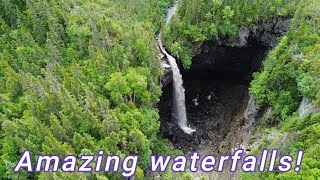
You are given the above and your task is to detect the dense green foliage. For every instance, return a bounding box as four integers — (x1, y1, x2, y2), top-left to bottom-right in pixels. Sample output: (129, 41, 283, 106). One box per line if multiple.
(164, 0, 300, 68)
(1, 0, 320, 179)
(243, 0, 320, 179)
(251, 0, 320, 118)
(166, 0, 320, 179)
(0, 0, 179, 179)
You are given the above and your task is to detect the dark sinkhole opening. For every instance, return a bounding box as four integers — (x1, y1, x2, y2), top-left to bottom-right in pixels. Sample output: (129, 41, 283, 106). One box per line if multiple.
(159, 41, 269, 152)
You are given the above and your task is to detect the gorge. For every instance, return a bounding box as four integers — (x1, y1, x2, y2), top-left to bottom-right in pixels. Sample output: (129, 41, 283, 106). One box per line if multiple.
(158, 16, 290, 178)
(2, 0, 320, 179)
(159, 42, 268, 152)
(159, 1, 291, 157)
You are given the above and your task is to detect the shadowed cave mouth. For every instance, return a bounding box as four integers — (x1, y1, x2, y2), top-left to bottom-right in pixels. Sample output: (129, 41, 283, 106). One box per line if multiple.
(159, 41, 269, 152)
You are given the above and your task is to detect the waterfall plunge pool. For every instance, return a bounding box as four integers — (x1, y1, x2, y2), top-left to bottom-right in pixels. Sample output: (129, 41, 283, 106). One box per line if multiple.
(159, 42, 268, 153)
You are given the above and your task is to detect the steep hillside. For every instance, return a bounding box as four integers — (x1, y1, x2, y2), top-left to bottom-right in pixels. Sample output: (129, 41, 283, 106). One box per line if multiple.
(0, 0, 176, 179)
(1, 0, 320, 179)
(164, 0, 300, 68)
(164, 0, 320, 179)
(245, 1, 320, 179)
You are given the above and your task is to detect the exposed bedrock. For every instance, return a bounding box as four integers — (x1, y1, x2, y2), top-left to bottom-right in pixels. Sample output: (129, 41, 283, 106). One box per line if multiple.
(159, 43, 268, 153)
(159, 16, 292, 153)
(299, 97, 320, 118)
(214, 16, 291, 48)
(159, 16, 291, 88)
(160, 59, 173, 88)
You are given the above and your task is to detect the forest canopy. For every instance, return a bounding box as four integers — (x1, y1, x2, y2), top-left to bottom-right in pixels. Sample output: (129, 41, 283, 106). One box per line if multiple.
(164, 0, 320, 179)
(0, 0, 178, 179)
(1, 0, 320, 179)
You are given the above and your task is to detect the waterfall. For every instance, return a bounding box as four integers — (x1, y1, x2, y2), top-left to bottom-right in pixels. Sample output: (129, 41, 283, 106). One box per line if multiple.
(167, 52, 196, 134)
(157, 35, 195, 134)
(156, 1, 195, 134)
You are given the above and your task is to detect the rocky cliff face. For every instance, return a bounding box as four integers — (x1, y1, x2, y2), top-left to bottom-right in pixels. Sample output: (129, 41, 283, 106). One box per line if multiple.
(160, 56, 173, 88)
(159, 16, 291, 88)
(159, 16, 292, 152)
(158, 15, 295, 179)
(299, 97, 320, 118)
(215, 16, 291, 48)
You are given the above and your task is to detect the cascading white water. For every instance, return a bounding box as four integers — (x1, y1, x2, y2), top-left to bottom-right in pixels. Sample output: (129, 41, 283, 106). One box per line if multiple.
(157, 1, 196, 134)
(167, 52, 196, 134)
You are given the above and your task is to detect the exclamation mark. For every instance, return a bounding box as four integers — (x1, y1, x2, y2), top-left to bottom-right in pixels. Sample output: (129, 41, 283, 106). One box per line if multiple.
(294, 150, 304, 172)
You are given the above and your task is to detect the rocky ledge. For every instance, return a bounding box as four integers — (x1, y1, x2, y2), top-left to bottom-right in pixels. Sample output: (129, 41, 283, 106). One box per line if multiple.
(214, 16, 291, 48)
(159, 16, 291, 88)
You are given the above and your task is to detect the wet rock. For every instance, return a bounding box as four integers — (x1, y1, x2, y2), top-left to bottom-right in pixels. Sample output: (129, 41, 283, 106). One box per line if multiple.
(160, 59, 173, 88)
(159, 69, 254, 152)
